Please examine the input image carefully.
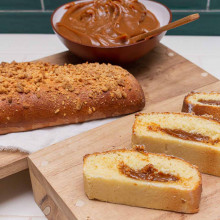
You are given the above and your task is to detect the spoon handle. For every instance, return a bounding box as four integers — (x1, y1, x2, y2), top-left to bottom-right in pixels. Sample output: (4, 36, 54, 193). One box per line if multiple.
(130, 13, 200, 44)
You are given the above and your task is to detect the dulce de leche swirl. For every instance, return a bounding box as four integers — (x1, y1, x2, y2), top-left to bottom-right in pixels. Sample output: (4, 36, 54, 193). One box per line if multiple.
(56, 0, 160, 47)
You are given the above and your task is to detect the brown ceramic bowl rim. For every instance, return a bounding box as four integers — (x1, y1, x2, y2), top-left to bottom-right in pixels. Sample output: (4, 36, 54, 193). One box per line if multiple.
(51, 0, 172, 49)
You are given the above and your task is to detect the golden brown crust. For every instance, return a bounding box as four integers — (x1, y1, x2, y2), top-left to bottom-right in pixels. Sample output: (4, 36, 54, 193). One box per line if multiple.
(0, 61, 145, 134)
(182, 92, 220, 121)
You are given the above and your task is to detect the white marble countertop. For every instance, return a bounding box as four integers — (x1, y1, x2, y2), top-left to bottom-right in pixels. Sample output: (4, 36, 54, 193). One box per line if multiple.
(0, 34, 220, 220)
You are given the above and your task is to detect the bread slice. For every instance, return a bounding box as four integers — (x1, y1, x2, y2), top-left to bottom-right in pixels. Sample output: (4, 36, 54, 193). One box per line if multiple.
(182, 92, 220, 121)
(83, 149, 202, 213)
(132, 112, 220, 176)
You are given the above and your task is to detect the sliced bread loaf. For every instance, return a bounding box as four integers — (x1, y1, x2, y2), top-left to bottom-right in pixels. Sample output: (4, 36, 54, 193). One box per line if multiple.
(132, 112, 220, 176)
(182, 92, 220, 121)
(83, 149, 201, 213)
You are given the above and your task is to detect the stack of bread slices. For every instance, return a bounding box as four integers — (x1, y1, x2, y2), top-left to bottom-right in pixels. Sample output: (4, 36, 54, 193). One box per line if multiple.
(84, 92, 220, 214)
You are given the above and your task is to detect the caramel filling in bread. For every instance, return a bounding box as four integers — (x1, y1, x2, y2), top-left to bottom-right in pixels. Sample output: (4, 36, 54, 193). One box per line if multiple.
(148, 124, 220, 145)
(119, 161, 179, 182)
(198, 99, 220, 106)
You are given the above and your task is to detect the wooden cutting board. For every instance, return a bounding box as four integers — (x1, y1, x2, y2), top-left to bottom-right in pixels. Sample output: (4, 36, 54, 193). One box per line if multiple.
(28, 80, 220, 220)
(0, 43, 217, 179)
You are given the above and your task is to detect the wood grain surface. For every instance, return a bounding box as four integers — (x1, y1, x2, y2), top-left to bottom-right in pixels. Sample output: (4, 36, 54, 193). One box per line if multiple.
(0, 43, 218, 179)
(28, 67, 220, 217)
(0, 150, 28, 179)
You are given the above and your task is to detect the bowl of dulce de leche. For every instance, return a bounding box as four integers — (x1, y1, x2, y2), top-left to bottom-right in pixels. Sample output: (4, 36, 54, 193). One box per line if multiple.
(51, 0, 172, 63)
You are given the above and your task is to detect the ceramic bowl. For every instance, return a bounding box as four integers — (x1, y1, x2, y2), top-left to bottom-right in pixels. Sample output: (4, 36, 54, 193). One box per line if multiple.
(51, 0, 172, 63)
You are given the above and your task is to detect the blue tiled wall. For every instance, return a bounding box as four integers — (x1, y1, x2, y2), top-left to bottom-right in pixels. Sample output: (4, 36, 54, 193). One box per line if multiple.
(0, 0, 219, 35)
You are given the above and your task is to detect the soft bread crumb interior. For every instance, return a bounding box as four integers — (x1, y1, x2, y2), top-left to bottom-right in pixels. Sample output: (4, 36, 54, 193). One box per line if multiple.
(84, 150, 200, 190)
(134, 113, 220, 146)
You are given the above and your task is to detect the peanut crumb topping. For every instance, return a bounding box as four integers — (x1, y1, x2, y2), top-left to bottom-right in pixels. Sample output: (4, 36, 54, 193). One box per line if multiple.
(0, 61, 131, 112)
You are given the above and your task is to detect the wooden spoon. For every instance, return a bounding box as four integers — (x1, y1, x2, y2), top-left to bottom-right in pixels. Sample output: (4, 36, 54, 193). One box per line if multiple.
(129, 13, 200, 44)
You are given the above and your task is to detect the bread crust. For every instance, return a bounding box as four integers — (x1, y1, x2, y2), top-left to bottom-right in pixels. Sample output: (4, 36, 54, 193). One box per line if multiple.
(83, 149, 202, 213)
(182, 92, 220, 121)
(0, 62, 145, 134)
